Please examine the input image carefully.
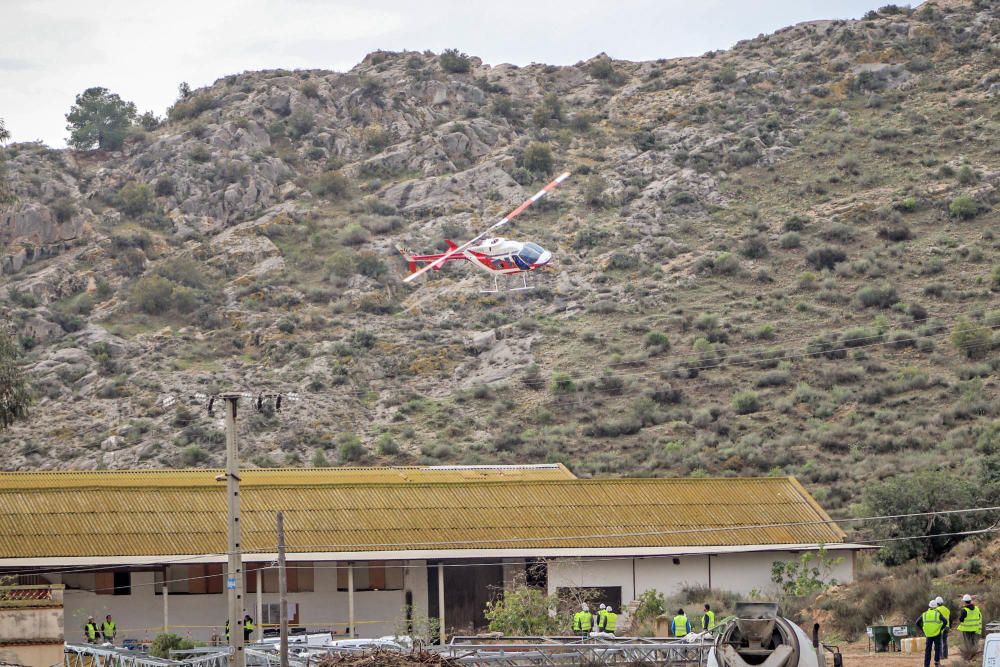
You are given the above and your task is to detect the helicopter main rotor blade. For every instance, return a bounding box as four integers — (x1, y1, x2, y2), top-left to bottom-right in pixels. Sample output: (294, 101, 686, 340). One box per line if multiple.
(403, 171, 571, 283)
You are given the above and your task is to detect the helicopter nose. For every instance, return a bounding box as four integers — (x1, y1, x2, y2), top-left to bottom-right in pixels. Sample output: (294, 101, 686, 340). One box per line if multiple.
(537, 249, 552, 266)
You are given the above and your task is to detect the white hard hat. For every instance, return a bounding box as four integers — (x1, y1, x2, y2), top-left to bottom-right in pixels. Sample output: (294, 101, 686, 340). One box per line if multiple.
(963, 594, 973, 602)
(606, 606, 613, 613)
(935, 596, 944, 605)
(929, 600, 938, 608)
(599, 603, 606, 609)
(582, 603, 589, 611)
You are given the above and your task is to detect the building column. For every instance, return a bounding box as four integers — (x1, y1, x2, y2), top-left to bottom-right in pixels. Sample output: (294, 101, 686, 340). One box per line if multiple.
(347, 563, 355, 638)
(437, 562, 446, 645)
(163, 585, 169, 634)
(256, 568, 263, 642)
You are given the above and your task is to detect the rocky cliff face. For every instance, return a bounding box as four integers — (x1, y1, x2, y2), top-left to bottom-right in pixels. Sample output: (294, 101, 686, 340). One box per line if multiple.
(1, 1, 998, 511)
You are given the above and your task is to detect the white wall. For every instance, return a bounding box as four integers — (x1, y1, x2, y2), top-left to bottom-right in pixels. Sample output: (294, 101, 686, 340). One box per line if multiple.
(548, 549, 857, 609)
(57, 561, 430, 643)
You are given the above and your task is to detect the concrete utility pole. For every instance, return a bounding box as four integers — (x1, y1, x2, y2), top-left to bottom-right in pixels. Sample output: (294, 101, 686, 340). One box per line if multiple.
(223, 394, 245, 667)
(277, 511, 288, 667)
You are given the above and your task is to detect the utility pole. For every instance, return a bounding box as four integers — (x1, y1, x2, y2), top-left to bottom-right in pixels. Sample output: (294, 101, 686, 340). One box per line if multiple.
(223, 394, 245, 667)
(277, 512, 289, 667)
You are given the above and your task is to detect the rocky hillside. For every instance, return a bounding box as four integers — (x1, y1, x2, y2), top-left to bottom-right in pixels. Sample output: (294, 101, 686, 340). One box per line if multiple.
(1, 0, 998, 515)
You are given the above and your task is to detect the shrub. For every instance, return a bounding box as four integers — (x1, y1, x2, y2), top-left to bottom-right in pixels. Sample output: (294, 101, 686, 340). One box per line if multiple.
(956, 165, 977, 185)
(783, 215, 807, 232)
(551, 373, 575, 394)
(877, 224, 913, 242)
(50, 196, 77, 223)
(857, 284, 899, 308)
(779, 232, 801, 249)
(806, 246, 847, 270)
(338, 223, 370, 246)
(739, 235, 769, 259)
(992, 265, 1000, 292)
(154, 177, 176, 197)
(117, 181, 153, 216)
(439, 49, 472, 73)
(181, 444, 209, 466)
(167, 93, 219, 121)
(644, 331, 670, 352)
(521, 142, 554, 174)
(732, 390, 760, 415)
(312, 170, 351, 199)
(337, 433, 366, 462)
(606, 252, 639, 271)
(948, 195, 979, 219)
(582, 175, 607, 206)
(712, 252, 740, 275)
(150, 633, 195, 659)
(188, 144, 210, 162)
(589, 57, 616, 80)
(485, 583, 561, 635)
(129, 275, 174, 313)
(301, 81, 320, 99)
(951, 318, 990, 359)
(376, 433, 399, 456)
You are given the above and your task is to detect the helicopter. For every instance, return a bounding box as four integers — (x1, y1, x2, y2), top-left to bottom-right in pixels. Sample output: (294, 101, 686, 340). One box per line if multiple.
(398, 171, 570, 292)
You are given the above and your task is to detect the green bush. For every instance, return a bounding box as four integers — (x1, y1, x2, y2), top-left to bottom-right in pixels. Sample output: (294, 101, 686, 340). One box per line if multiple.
(806, 246, 847, 269)
(129, 275, 174, 313)
(117, 181, 153, 217)
(439, 49, 472, 73)
(992, 265, 1000, 292)
(951, 318, 990, 359)
(167, 93, 219, 122)
(633, 589, 666, 624)
(150, 633, 195, 658)
(582, 175, 607, 207)
(338, 222, 370, 246)
(551, 373, 576, 394)
(589, 57, 617, 80)
(50, 196, 77, 223)
(779, 232, 801, 249)
(337, 433, 366, 462)
(857, 284, 899, 308)
(948, 195, 979, 219)
(485, 583, 561, 635)
(312, 170, 351, 199)
(521, 142, 554, 174)
(181, 445, 209, 466)
(376, 433, 399, 456)
(732, 390, 760, 415)
(644, 331, 670, 352)
(154, 177, 176, 197)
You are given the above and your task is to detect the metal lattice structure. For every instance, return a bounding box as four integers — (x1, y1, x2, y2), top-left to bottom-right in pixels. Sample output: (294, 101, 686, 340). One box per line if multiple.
(442, 636, 715, 666)
(64, 644, 231, 667)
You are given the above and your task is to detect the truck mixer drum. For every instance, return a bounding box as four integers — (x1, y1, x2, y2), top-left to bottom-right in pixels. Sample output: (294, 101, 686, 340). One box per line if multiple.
(715, 602, 805, 667)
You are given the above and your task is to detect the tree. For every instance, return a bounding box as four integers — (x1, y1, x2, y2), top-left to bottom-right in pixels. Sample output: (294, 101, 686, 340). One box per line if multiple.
(149, 633, 194, 658)
(484, 583, 562, 635)
(521, 142, 553, 175)
(65, 87, 137, 151)
(0, 327, 31, 430)
(0, 118, 10, 144)
(771, 548, 842, 596)
(862, 470, 990, 564)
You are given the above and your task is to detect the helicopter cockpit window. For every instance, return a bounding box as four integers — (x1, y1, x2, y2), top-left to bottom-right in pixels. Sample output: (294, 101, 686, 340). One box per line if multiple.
(517, 243, 544, 266)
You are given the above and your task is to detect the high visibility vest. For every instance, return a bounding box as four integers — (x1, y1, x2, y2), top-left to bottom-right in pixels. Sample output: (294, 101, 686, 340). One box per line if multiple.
(958, 606, 982, 634)
(673, 614, 689, 637)
(573, 611, 592, 631)
(922, 609, 944, 637)
(598, 609, 608, 626)
(85, 623, 97, 640)
(938, 605, 950, 625)
(102, 621, 116, 637)
(602, 612, 618, 632)
(702, 610, 716, 631)
(244, 620, 255, 631)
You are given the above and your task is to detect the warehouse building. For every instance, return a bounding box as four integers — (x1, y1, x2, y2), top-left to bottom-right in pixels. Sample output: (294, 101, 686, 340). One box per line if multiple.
(0, 465, 862, 642)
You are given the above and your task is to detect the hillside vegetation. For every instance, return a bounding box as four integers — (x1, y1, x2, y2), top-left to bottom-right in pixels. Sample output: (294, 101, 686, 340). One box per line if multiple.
(1, 1, 998, 528)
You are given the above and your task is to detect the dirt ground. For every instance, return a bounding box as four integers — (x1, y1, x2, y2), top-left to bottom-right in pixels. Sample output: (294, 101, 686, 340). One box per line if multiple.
(842, 648, 977, 666)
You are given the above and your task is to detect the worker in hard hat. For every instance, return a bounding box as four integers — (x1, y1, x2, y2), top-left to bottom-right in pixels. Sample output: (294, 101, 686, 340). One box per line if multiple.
(572, 603, 592, 636)
(916, 599, 945, 667)
(957, 594, 983, 654)
(599, 606, 618, 635)
(597, 603, 608, 630)
(934, 596, 950, 658)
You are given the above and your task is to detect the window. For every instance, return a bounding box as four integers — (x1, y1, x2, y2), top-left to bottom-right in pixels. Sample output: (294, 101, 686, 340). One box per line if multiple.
(155, 564, 224, 594)
(94, 570, 130, 596)
(337, 561, 404, 591)
(517, 243, 544, 265)
(246, 563, 314, 593)
(262, 602, 299, 626)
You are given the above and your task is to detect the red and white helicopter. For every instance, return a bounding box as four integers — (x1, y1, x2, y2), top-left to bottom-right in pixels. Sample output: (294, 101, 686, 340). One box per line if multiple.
(398, 172, 570, 292)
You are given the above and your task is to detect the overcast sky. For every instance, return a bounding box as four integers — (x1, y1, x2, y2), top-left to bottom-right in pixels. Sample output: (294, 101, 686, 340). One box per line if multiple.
(2, 0, 886, 147)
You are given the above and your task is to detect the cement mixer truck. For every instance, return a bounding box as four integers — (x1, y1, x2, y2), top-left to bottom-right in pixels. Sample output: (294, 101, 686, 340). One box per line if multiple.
(707, 602, 843, 667)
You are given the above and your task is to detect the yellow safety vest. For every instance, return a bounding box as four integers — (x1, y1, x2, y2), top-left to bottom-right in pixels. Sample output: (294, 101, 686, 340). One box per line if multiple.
(85, 623, 97, 640)
(602, 612, 618, 632)
(573, 611, 592, 631)
(102, 621, 116, 637)
(674, 614, 689, 637)
(244, 620, 255, 631)
(703, 610, 716, 631)
(958, 606, 982, 634)
(938, 605, 950, 625)
(598, 609, 608, 625)
(922, 609, 944, 637)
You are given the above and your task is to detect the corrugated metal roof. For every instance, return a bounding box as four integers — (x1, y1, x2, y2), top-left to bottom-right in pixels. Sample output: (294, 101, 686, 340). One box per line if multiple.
(0, 464, 574, 489)
(0, 475, 843, 558)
